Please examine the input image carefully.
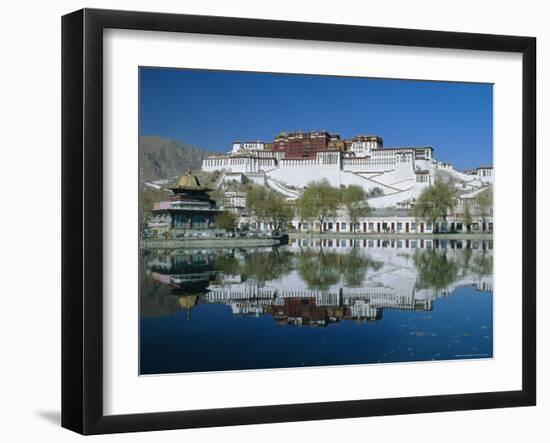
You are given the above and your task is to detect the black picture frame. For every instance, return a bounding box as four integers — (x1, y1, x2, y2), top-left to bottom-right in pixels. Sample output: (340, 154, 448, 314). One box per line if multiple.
(61, 8, 536, 435)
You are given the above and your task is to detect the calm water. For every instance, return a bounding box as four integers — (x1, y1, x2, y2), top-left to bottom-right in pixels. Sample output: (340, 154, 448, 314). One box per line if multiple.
(140, 237, 493, 374)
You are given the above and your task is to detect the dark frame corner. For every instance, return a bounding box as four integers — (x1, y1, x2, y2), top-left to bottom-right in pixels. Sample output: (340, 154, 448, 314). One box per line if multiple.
(62, 8, 536, 435)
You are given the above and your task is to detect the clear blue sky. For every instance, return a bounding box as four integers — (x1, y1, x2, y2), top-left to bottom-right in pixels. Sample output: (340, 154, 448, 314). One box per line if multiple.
(140, 67, 493, 170)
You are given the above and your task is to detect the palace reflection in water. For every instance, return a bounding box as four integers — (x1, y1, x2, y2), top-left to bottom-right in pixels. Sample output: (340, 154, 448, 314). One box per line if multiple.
(140, 237, 493, 374)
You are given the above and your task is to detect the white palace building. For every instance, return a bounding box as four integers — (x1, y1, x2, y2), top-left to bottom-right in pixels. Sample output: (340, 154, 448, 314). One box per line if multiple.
(201, 130, 494, 233)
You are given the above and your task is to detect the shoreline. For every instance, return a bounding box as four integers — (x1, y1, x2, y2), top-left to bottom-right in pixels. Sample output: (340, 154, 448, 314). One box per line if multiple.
(141, 232, 492, 249)
(288, 232, 493, 240)
(140, 235, 287, 249)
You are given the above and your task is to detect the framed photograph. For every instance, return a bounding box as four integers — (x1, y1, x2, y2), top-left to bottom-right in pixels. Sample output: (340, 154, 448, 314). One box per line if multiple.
(62, 8, 536, 435)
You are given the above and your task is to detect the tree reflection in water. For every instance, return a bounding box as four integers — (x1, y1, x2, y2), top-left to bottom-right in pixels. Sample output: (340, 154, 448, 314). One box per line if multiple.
(461, 246, 473, 272)
(213, 254, 241, 276)
(413, 249, 460, 291)
(241, 249, 294, 286)
(412, 247, 493, 291)
(472, 250, 493, 277)
(141, 241, 493, 323)
(341, 249, 383, 287)
(298, 247, 381, 290)
(213, 248, 295, 286)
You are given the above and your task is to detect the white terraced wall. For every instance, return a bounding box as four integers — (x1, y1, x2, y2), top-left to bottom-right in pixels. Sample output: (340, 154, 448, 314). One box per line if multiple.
(202, 145, 490, 208)
(365, 186, 427, 208)
(434, 162, 493, 184)
(243, 172, 266, 186)
(217, 170, 302, 199)
(265, 176, 301, 199)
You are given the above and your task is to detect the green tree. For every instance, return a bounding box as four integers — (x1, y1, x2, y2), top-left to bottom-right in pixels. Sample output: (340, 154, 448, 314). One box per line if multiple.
(296, 180, 340, 233)
(462, 202, 473, 233)
(475, 186, 493, 232)
(246, 185, 293, 233)
(208, 187, 223, 205)
(268, 197, 294, 232)
(367, 187, 384, 198)
(295, 192, 316, 231)
(245, 186, 263, 211)
(215, 211, 238, 231)
(340, 185, 371, 233)
(413, 175, 457, 232)
(246, 185, 271, 229)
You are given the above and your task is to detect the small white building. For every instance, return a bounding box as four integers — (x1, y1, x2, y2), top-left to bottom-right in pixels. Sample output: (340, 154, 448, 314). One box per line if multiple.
(231, 140, 265, 153)
(348, 135, 383, 156)
(222, 191, 247, 215)
(477, 166, 493, 180)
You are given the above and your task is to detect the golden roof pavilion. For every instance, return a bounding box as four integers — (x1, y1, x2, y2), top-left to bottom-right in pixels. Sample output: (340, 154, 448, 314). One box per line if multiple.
(176, 169, 205, 190)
